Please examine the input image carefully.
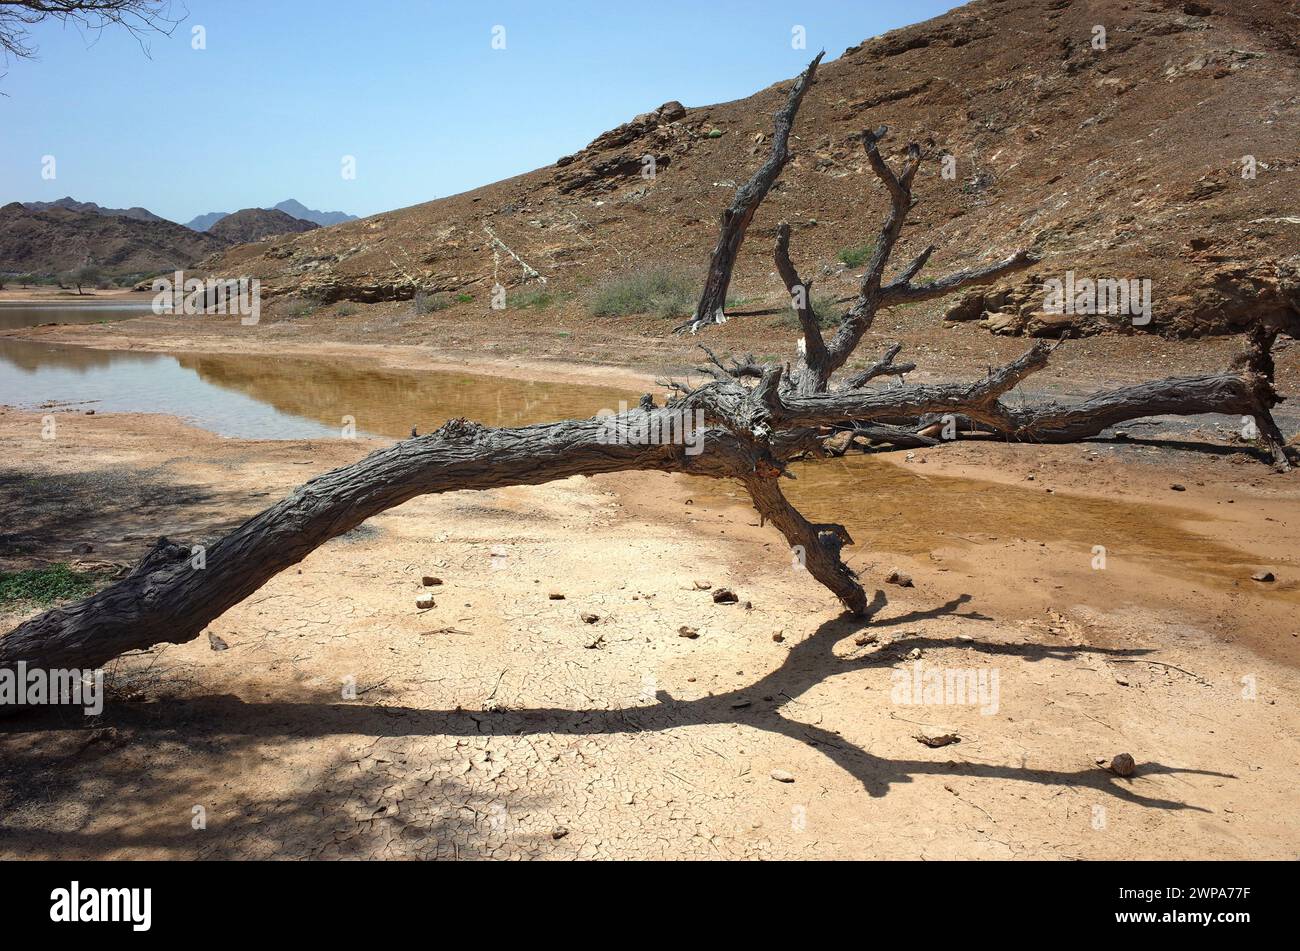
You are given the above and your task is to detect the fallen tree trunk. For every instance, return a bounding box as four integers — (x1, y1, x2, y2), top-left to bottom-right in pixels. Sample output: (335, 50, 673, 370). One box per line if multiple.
(2, 342, 1288, 686)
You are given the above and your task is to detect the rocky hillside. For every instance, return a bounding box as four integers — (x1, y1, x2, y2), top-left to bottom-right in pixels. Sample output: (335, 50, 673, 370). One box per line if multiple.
(206, 208, 318, 245)
(0, 202, 223, 276)
(206, 0, 1299, 337)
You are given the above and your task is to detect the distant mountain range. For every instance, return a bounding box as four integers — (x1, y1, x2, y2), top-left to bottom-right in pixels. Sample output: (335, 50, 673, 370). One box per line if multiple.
(2, 197, 354, 276)
(186, 200, 358, 231)
(21, 197, 168, 224)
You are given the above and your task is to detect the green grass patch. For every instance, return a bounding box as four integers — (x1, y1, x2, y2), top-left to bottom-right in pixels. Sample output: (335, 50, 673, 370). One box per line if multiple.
(588, 267, 697, 319)
(509, 287, 568, 310)
(0, 564, 101, 606)
(837, 242, 876, 268)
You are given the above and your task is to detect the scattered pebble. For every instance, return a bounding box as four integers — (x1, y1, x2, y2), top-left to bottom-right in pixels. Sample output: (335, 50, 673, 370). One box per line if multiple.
(415, 593, 435, 610)
(1170, 483, 1186, 492)
(678, 625, 699, 639)
(207, 632, 229, 651)
(1110, 752, 1137, 777)
(770, 769, 796, 783)
(1251, 570, 1275, 583)
(693, 580, 712, 590)
(580, 612, 600, 623)
(551, 827, 569, 840)
(421, 576, 442, 586)
(549, 592, 565, 600)
(712, 587, 739, 604)
(771, 632, 785, 643)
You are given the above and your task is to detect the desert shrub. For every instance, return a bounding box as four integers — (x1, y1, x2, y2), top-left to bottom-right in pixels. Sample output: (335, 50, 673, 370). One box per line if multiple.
(510, 287, 572, 310)
(414, 291, 451, 314)
(837, 242, 876, 268)
(775, 293, 842, 331)
(588, 267, 697, 319)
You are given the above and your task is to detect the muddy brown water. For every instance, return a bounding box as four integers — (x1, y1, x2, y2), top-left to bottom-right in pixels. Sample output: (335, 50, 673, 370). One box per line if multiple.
(1, 307, 1293, 610)
(780, 455, 1296, 604)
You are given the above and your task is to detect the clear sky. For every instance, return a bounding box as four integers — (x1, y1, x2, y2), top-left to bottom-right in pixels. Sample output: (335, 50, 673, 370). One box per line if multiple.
(1, 0, 959, 224)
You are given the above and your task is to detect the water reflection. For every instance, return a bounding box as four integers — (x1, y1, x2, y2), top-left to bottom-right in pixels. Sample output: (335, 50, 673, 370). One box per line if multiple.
(0, 337, 635, 440)
(0, 301, 152, 331)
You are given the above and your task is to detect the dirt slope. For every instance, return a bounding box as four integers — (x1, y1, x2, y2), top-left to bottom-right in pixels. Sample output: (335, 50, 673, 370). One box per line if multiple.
(205, 0, 1299, 338)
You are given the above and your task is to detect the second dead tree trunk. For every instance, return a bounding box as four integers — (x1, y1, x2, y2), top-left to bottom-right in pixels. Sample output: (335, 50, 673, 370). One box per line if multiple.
(679, 52, 823, 334)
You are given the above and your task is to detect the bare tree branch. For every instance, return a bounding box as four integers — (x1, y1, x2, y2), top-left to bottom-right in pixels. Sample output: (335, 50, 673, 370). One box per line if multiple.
(0, 0, 181, 71)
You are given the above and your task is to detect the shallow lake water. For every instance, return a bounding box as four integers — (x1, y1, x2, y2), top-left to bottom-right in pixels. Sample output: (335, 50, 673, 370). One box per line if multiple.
(1, 306, 1292, 606)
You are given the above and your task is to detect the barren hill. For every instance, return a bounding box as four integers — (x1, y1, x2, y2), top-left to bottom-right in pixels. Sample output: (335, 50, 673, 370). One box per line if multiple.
(0, 202, 223, 276)
(206, 208, 319, 245)
(207, 0, 1299, 337)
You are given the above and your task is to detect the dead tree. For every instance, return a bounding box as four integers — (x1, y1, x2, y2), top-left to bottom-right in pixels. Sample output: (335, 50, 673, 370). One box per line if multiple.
(771, 126, 1036, 394)
(1, 109, 1294, 700)
(678, 52, 823, 334)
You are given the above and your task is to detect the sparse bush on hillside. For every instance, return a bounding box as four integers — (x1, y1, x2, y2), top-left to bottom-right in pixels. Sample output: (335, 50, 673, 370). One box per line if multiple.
(509, 287, 570, 310)
(837, 242, 876, 268)
(414, 290, 451, 314)
(775, 293, 841, 331)
(283, 297, 315, 318)
(588, 267, 697, 319)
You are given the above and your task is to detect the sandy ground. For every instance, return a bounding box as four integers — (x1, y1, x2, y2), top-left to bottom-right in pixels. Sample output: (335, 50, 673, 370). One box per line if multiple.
(1, 340, 1297, 858)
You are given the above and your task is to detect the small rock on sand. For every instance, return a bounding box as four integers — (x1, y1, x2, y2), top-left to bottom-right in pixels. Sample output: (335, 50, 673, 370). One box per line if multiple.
(770, 769, 795, 783)
(415, 593, 436, 610)
(1251, 570, 1275, 583)
(712, 587, 739, 604)
(886, 569, 914, 587)
(678, 625, 699, 639)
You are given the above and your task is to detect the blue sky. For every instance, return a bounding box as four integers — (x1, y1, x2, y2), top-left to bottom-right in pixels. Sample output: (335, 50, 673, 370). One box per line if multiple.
(1, 0, 958, 223)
